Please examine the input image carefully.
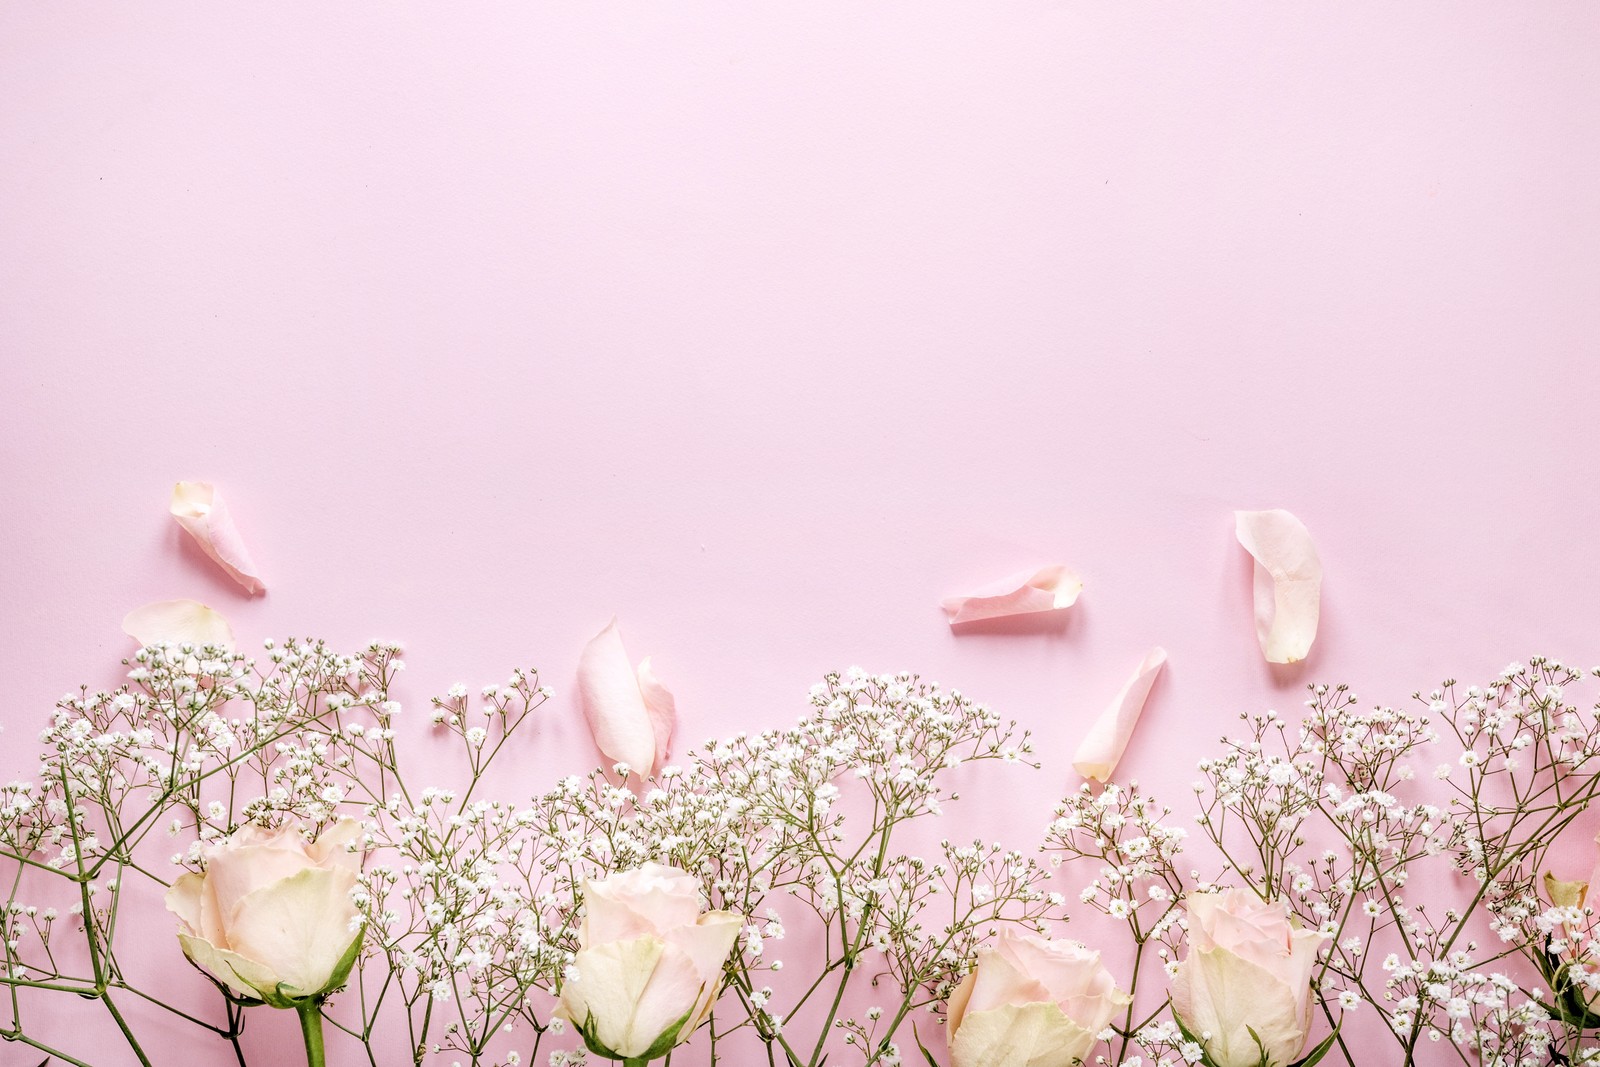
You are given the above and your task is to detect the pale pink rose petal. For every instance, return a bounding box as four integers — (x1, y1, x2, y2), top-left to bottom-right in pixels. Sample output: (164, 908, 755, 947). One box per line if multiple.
(578, 619, 671, 777)
(122, 599, 235, 650)
(583, 864, 703, 943)
(175, 931, 280, 1001)
(223, 866, 360, 998)
(306, 818, 364, 871)
(170, 481, 266, 595)
(941, 564, 1083, 626)
(950, 1002, 1096, 1067)
(960, 944, 1054, 1016)
(205, 843, 322, 933)
(1072, 648, 1167, 783)
(1234, 510, 1322, 664)
(564, 938, 692, 1059)
(664, 911, 744, 1028)
(945, 959, 979, 1041)
(165, 872, 206, 935)
(637, 657, 677, 775)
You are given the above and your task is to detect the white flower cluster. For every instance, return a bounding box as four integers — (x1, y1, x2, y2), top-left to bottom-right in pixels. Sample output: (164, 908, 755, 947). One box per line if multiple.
(6, 645, 1600, 1067)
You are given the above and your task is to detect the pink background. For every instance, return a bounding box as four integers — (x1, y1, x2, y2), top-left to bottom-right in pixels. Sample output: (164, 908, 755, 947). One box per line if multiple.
(3, 3, 1599, 1064)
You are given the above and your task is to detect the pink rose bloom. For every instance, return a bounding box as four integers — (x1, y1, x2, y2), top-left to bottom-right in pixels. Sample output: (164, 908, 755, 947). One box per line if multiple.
(946, 931, 1130, 1067)
(1170, 889, 1328, 1067)
(165, 818, 364, 1006)
(560, 863, 742, 1062)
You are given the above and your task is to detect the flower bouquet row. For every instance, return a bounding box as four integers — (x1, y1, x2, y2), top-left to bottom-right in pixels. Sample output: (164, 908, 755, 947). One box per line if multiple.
(3, 638, 1600, 1067)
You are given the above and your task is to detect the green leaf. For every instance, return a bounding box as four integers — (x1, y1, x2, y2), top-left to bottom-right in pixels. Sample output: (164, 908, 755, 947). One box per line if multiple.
(912, 1022, 942, 1067)
(576, 1004, 694, 1062)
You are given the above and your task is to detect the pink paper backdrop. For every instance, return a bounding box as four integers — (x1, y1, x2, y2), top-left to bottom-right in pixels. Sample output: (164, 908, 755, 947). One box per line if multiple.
(3, 3, 1599, 1065)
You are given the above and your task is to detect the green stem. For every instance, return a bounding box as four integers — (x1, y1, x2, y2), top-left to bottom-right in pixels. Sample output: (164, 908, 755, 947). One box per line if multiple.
(297, 1001, 327, 1067)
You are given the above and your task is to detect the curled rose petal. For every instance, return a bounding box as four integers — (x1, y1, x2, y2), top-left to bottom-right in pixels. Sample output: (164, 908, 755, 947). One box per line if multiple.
(1072, 647, 1166, 783)
(123, 600, 235, 649)
(1234, 510, 1322, 664)
(577, 619, 676, 777)
(170, 482, 266, 595)
(941, 564, 1083, 626)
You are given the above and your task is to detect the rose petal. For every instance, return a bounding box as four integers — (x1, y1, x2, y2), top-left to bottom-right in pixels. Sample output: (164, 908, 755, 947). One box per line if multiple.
(950, 1002, 1096, 1067)
(637, 657, 677, 775)
(664, 911, 743, 1029)
(176, 931, 281, 1001)
(577, 619, 662, 777)
(170, 481, 266, 595)
(996, 933, 1131, 1037)
(564, 937, 703, 1060)
(583, 864, 704, 943)
(222, 866, 360, 999)
(1234, 510, 1321, 664)
(122, 599, 235, 650)
(165, 872, 206, 936)
(205, 843, 329, 941)
(1071, 647, 1167, 783)
(306, 818, 364, 871)
(961, 943, 1055, 1017)
(941, 564, 1083, 626)
(946, 963, 978, 1045)
(1544, 873, 1587, 910)
(1171, 946, 1311, 1067)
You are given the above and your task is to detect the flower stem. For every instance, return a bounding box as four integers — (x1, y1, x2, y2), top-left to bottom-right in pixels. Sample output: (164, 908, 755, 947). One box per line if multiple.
(297, 1001, 327, 1067)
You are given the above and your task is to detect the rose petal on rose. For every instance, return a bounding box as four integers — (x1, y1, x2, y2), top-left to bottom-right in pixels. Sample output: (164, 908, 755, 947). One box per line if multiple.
(122, 599, 235, 650)
(222, 866, 360, 999)
(577, 619, 662, 777)
(1172, 946, 1310, 1067)
(1234, 509, 1321, 664)
(176, 931, 281, 1001)
(941, 564, 1083, 626)
(165, 872, 206, 936)
(583, 863, 703, 943)
(170, 481, 266, 595)
(564, 937, 694, 1059)
(1071, 647, 1167, 783)
(664, 911, 744, 1028)
(950, 1002, 1096, 1067)
(306, 818, 364, 871)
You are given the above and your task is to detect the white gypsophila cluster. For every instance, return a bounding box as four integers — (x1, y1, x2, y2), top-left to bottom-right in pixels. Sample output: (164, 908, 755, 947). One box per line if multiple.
(10, 644, 1600, 1067)
(1053, 659, 1600, 1067)
(1043, 780, 1189, 1066)
(522, 668, 1049, 1067)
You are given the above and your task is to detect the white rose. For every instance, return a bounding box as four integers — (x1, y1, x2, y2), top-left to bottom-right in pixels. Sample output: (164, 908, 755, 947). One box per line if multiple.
(560, 863, 741, 1063)
(1170, 889, 1328, 1067)
(164, 817, 363, 1006)
(947, 931, 1130, 1067)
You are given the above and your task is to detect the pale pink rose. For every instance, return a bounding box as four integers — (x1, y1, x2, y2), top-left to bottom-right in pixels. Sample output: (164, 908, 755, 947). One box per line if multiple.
(946, 931, 1130, 1067)
(560, 863, 741, 1061)
(1170, 889, 1328, 1067)
(165, 818, 363, 1006)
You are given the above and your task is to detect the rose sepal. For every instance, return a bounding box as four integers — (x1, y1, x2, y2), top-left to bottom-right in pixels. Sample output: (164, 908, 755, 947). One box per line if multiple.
(1173, 1011, 1340, 1067)
(577, 1002, 695, 1063)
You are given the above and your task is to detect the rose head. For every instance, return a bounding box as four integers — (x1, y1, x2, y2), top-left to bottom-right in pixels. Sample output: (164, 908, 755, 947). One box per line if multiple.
(1170, 889, 1327, 1067)
(164, 817, 364, 1007)
(560, 862, 741, 1062)
(946, 931, 1130, 1067)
